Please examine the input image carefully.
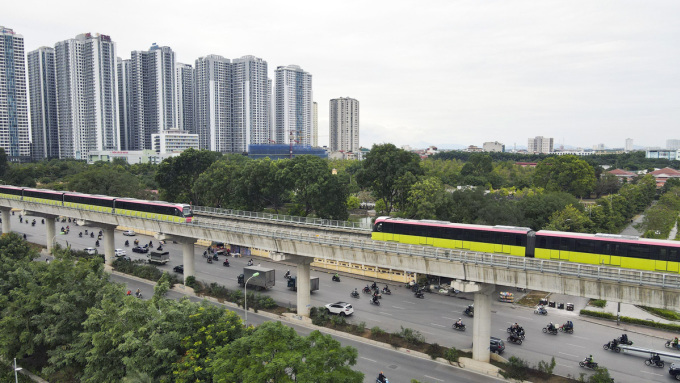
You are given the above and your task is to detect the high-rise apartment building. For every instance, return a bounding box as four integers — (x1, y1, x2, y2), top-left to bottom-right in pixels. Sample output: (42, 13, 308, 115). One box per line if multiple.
(625, 138, 634, 152)
(27, 46, 59, 160)
(275, 65, 313, 146)
(667, 139, 680, 150)
(54, 33, 119, 159)
(117, 58, 132, 150)
(0, 26, 30, 161)
(527, 136, 553, 154)
(194, 55, 271, 153)
(194, 55, 232, 152)
(175, 63, 194, 134)
(313, 101, 318, 147)
(329, 97, 359, 152)
(232, 55, 271, 151)
(119, 43, 176, 150)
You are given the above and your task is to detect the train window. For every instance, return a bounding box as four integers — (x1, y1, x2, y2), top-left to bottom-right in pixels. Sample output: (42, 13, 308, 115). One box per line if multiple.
(383, 222, 394, 233)
(374, 223, 383, 232)
(670, 248, 679, 262)
(658, 248, 668, 262)
(628, 244, 649, 260)
(575, 240, 594, 254)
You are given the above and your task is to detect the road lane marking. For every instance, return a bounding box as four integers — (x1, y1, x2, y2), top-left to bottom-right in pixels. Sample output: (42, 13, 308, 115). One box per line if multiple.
(572, 335, 589, 340)
(557, 364, 573, 369)
(443, 316, 456, 321)
(559, 352, 579, 358)
(402, 301, 416, 305)
(430, 323, 446, 328)
(392, 306, 405, 310)
(360, 357, 377, 363)
(639, 371, 663, 376)
(424, 375, 444, 382)
(566, 343, 585, 348)
(419, 330, 435, 335)
(378, 311, 393, 316)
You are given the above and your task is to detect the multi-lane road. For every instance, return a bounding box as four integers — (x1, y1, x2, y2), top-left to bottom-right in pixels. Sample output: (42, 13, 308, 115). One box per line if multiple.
(10, 214, 680, 383)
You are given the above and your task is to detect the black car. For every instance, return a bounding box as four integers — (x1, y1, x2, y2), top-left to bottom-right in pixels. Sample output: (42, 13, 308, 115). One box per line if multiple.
(670, 363, 680, 380)
(490, 337, 506, 354)
(132, 245, 149, 254)
(173, 265, 184, 274)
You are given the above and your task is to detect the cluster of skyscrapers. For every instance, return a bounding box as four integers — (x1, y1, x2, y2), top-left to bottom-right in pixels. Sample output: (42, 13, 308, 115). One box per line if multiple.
(0, 26, 360, 163)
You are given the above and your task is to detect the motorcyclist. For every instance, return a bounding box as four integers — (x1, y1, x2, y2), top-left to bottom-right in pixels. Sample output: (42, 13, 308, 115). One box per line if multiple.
(372, 295, 379, 304)
(377, 371, 387, 383)
(352, 288, 359, 297)
(223, 259, 230, 266)
(455, 318, 463, 328)
(247, 259, 253, 266)
(95, 240, 100, 247)
(620, 333, 628, 344)
(383, 285, 390, 292)
(565, 320, 573, 330)
(610, 338, 619, 348)
(333, 273, 340, 280)
(652, 353, 661, 363)
(548, 322, 555, 332)
(673, 337, 679, 347)
(135, 288, 141, 298)
(585, 354, 594, 365)
(371, 281, 378, 290)
(125, 240, 129, 246)
(538, 304, 546, 313)
(284, 270, 291, 279)
(79, 232, 83, 237)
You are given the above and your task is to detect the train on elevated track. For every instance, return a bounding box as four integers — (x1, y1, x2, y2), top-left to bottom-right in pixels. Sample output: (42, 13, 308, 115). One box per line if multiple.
(372, 216, 680, 274)
(0, 185, 193, 223)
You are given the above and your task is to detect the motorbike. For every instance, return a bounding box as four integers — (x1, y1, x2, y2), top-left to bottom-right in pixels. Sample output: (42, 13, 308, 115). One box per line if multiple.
(645, 357, 664, 368)
(579, 359, 598, 369)
(373, 291, 382, 299)
(207, 257, 213, 264)
(414, 290, 424, 299)
(452, 323, 466, 331)
(135, 291, 143, 299)
(369, 298, 381, 306)
(134, 239, 139, 245)
(79, 232, 83, 237)
(362, 286, 372, 294)
(371, 282, 378, 290)
(603, 341, 621, 353)
(507, 334, 523, 345)
(223, 260, 230, 267)
(350, 290, 360, 298)
(381, 286, 391, 295)
(464, 307, 474, 317)
(212, 254, 218, 261)
(247, 260, 254, 266)
(507, 327, 525, 339)
(125, 240, 129, 247)
(665, 340, 680, 350)
(31, 220, 36, 226)
(95, 240, 100, 247)
(157, 245, 163, 251)
(90, 232, 94, 238)
(542, 326, 558, 335)
(534, 308, 548, 316)
(559, 325, 574, 334)
(332, 275, 341, 282)
(617, 335, 633, 345)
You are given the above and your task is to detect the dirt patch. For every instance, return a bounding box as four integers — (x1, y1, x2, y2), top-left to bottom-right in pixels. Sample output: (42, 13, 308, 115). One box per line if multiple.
(517, 291, 549, 307)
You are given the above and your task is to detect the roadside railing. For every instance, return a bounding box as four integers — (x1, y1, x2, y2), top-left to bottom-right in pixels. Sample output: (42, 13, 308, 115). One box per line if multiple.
(192, 205, 371, 231)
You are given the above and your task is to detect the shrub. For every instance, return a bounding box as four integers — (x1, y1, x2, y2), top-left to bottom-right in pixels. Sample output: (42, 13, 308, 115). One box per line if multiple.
(356, 321, 366, 334)
(425, 343, 446, 360)
(443, 347, 460, 363)
(311, 306, 330, 326)
(370, 326, 385, 337)
(639, 306, 680, 321)
(580, 309, 680, 332)
(536, 356, 556, 376)
(500, 356, 529, 381)
(398, 326, 425, 346)
(330, 315, 346, 327)
(590, 299, 607, 308)
(184, 275, 197, 289)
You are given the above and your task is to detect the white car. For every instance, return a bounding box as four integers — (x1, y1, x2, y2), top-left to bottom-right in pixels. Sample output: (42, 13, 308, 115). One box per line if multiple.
(324, 302, 354, 316)
(84, 247, 97, 255)
(115, 249, 127, 257)
(122, 230, 136, 236)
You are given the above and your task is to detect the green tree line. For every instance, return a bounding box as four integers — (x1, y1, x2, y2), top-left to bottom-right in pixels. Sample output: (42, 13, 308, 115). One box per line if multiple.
(0, 234, 363, 383)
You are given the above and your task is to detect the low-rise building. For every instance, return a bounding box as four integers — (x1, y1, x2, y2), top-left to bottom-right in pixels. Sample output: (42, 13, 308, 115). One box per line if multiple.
(649, 167, 680, 188)
(483, 141, 505, 152)
(646, 149, 680, 161)
(87, 149, 180, 164)
(151, 129, 199, 153)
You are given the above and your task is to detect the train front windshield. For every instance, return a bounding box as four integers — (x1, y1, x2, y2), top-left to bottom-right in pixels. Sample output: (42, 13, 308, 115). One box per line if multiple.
(182, 206, 193, 217)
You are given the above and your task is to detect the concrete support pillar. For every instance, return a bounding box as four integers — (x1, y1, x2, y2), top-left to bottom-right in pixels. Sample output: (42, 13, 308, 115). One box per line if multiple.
(296, 259, 312, 317)
(103, 225, 115, 266)
(182, 240, 195, 285)
(46, 217, 56, 253)
(471, 283, 496, 363)
(1, 209, 10, 234)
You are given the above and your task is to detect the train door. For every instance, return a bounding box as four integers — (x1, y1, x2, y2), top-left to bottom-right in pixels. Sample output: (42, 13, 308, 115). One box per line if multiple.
(667, 249, 679, 273)
(609, 243, 621, 266)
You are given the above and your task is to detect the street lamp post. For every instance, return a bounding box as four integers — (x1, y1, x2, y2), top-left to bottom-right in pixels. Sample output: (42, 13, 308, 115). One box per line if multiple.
(244, 272, 260, 326)
(14, 358, 22, 383)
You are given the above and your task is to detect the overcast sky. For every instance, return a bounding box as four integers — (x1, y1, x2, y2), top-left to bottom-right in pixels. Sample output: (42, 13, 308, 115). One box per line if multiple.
(5, 0, 680, 150)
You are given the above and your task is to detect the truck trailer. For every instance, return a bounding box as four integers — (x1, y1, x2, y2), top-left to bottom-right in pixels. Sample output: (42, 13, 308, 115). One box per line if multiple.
(238, 266, 275, 290)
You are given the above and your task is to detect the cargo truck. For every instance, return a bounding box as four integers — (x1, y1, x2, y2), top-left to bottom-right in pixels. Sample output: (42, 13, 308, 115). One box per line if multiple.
(147, 251, 170, 265)
(237, 266, 275, 290)
(287, 276, 320, 292)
